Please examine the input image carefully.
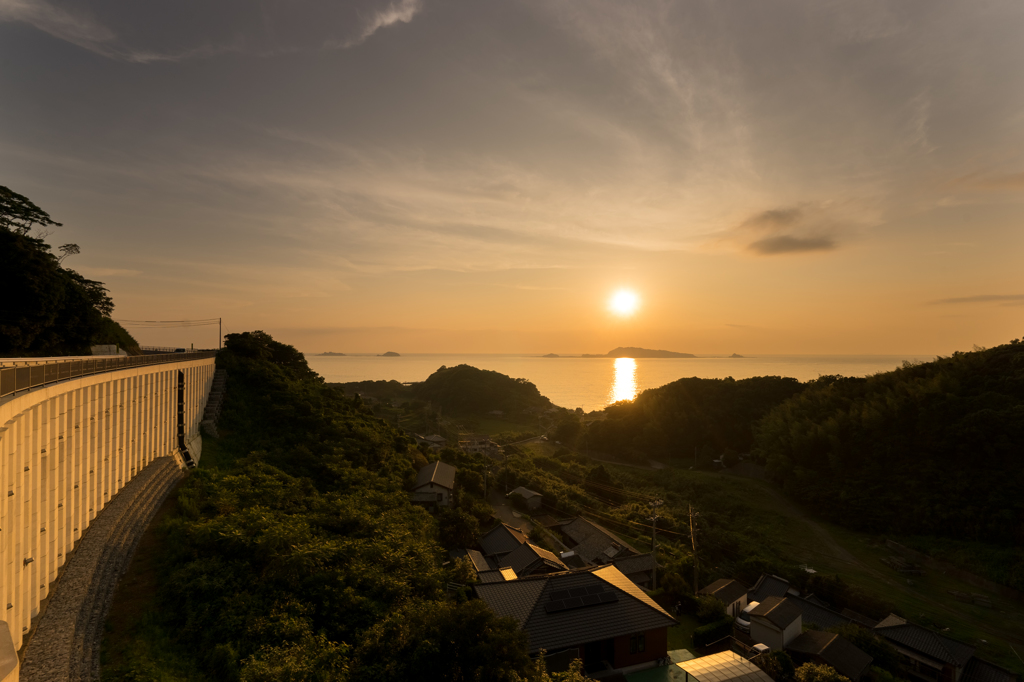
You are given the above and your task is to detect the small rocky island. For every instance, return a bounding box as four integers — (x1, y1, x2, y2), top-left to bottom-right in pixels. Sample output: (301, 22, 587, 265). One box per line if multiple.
(541, 353, 560, 358)
(730, 353, 744, 358)
(379, 351, 401, 357)
(319, 352, 346, 356)
(582, 346, 695, 358)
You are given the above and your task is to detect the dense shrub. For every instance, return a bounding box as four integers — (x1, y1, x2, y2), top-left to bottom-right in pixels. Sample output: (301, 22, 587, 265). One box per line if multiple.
(692, 616, 734, 648)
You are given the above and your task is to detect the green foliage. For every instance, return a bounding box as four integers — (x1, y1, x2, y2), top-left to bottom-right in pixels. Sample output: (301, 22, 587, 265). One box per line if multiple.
(794, 662, 849, 682)
(755, 651, 795, 682)
(802, 574, 892, 621)
(695, 595, 726, 624)
(691, 616, 733, 648)
(108, 332, 536, 681)
(0, 199, 129, 355)
(756, 340, 1024, 545)
(826, 625, 902, 676)
(588, 376, 804, 461)
(413, 364, 552, 414)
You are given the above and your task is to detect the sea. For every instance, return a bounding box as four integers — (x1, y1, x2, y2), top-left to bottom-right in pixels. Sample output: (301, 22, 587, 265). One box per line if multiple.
(303, 353, 933, 412)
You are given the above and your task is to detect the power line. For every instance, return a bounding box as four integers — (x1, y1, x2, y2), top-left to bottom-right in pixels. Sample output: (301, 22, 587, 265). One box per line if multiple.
(116, 318, 220, 328)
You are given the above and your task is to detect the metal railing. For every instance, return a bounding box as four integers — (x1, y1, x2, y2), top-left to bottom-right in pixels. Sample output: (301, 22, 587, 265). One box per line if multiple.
(0, 351, 218, 401)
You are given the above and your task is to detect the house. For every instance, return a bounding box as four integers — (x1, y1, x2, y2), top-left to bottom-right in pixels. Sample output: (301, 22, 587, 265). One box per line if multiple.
(700, 579, 749, 618)
(748, 596, 802, 651)
(873, 614, 1018, 682)
(510, 486, 543, 510)
(609, 553, 658, 589)
(451, 548, 520, 584)
(499, 542, 569, 577)
(749, 574, 799, 604)
(676, 650, 775, 682)
(474, 564, 677, 674)
(479, 522, 530, 561)
(411, 460, 456, 507)
(556, 517, 639, 565)
(786, 630, 873, 681)
(415, 434, 447, 451)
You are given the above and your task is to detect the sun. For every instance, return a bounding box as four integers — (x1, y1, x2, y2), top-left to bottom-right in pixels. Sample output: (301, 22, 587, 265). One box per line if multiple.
(609, 290, 640, 316)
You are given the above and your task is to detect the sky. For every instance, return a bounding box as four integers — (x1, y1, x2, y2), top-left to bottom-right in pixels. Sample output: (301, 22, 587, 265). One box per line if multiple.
(2, 0, 1023, 355)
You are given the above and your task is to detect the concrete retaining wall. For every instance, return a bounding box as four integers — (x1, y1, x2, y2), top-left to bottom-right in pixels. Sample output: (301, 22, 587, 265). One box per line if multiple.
(0, 356, 216, 679)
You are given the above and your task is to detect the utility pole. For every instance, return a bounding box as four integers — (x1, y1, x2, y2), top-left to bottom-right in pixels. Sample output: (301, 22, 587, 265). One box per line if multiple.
(648, 499, 664, 590)
(219, 317, 222, 350)
(689, 503, 699, 595)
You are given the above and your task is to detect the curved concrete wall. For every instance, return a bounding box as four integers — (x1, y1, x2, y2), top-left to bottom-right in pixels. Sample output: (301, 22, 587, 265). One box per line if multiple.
(0, 357, 216, 664)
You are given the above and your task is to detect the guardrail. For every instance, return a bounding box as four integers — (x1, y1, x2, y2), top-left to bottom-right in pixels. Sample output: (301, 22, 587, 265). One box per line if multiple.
(0, 351, 218, 401)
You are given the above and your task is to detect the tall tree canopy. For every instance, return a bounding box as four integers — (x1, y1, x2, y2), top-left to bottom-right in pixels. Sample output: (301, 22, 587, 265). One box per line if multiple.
(0, 185, 136, 356)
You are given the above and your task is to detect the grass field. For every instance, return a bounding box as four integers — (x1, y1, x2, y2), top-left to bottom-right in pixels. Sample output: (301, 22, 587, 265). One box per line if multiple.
(590, 464, 1024, 673)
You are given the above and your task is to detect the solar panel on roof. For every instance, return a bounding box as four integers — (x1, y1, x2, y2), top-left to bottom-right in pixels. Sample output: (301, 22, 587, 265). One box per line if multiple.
(569, 587, 589, 598)
(563, 597, 584, 609)
(586, 585, 606, 595)
(599, 592, 618, 604)
(549, 590, 571, 601)
(582, 594, 600, 606)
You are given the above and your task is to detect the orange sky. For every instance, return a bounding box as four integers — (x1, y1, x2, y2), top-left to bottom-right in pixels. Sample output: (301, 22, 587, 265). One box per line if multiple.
(2, 0, 1023, 355)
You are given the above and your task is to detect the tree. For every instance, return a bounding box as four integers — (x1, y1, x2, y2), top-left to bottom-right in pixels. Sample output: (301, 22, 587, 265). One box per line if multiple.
(0, 185, 61, 234)
(755, 651, 795, 682)
(795, 663, 849, 682)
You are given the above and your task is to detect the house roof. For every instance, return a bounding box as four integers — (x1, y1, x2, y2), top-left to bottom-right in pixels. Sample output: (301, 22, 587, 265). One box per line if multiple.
(677, 650, 775, 682)
(500, 542, 568, 575)
(701, 578, 748, 606)
(478, 567, 519, 584)
(961, 657, 1019, 682)
(474, 564, 676, 653)
(840, 608, 879, 629)
(558, 516, 638, 564)
(749, 596, 802, 630)
(480, 522, 530, 557)
(750, 574, 792, 604)
(415, 460, 457, 489)
(421, 434, 447, 443)
(874, 614, 975, 666)
(787, 631, 873, 681)
(788, 596, 852, 631)
(449, 548, 495, 574)
(511, 486, 542, 499)
(610, 553, 657, 580)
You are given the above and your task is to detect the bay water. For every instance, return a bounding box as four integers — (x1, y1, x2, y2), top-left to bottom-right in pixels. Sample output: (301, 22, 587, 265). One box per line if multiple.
(304, 353, 932, 412)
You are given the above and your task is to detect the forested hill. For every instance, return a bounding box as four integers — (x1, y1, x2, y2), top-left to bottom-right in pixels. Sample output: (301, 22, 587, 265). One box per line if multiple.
(112, 331, 553, 681)
(756, 339, 1024, 545)
(413, 364, 552, 414)
(587, 375, 805, 458)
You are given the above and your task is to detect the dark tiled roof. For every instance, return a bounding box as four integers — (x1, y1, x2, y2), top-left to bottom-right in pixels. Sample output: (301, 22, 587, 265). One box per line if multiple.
(511, 486, 542, 499)
(749, 596, 801, 629)
(474, 565, 676, 653)
(750, 574, 791, 604)
(610, 553, 657, 579)
(841, 608, 879, 628)
(559, 517, 638, 564)
(788, 596, 852, 630)
(480, 523, 529, 557)
(701, 578, 748, 606)
(875, 616, 975, 666)
(500, 542, 568, 575)
(787, 631, 873, 681)
(449, 548, 495, 573)
(415, 460, 457, 489)
(962, 658, 1020, 682)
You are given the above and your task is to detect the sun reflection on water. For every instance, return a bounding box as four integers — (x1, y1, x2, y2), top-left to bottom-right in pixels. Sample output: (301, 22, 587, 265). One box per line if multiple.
(609, 357, 637, 404)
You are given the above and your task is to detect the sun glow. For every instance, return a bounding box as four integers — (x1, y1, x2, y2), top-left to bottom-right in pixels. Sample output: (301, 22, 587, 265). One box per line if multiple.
(610, 357, 638, 403)
(609, 290, 640, 316)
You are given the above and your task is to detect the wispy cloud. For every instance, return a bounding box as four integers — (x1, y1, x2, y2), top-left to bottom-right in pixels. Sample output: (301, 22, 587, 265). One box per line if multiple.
(330, 0, 421, 49)
(748, 235, 836, 255)
(929, 294, 1024, 306)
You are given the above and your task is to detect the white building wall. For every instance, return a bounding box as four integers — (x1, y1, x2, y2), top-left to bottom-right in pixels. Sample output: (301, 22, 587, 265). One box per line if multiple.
(750, 620, 784, 651)
(0, 357, 215, 656)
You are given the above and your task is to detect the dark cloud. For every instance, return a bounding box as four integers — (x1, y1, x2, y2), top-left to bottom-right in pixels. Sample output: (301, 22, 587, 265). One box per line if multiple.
(929, 294, 1024, 305)
(748, 235, 835, 255)
(742, 207, 803, 230)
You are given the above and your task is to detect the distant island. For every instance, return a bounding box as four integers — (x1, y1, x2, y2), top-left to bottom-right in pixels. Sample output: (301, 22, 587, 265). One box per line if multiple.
(582, 346, 695, 358)
(541, 353, 560, 358)
(379, 351, 401, 357)
(319, 352, 346, 356)
(730, 353, 744, 358)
